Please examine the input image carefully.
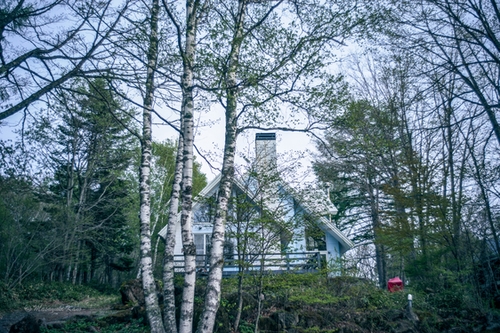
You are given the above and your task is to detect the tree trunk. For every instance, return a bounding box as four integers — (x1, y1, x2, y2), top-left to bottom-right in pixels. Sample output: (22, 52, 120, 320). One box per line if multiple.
(162, 134, 183, 333)
(468, 141, 500, 255)
(175, 1, 200, 332)
(196, 123, 238, 333)
(233, 273, 244, 332)
(368, 177, 386, 289)
(139, 0, 164, 332)
(152, 169, 167, 268)
(254, 273, 264, 333)
(196, 2, 247, 333)
(233, 221, 249, 332)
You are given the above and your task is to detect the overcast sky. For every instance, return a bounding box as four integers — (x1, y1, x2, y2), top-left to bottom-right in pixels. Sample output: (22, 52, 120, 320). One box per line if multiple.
(0, 101, 319, 185)
(152, 105, 318, 183)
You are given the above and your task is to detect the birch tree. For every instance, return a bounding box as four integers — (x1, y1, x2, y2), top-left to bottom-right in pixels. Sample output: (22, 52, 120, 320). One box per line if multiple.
(196, 2, 248, 330)
(137, 0, 165, 331)
(162, 134, 183, 333)
(161, 1, 210, 332)
(196, 1, 363, 331)
(158, 138, 207, 333)
(151, 140, 206, 269)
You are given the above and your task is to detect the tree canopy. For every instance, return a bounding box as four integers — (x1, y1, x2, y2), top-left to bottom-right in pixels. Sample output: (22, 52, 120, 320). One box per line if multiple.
(1, 0, 499, 331)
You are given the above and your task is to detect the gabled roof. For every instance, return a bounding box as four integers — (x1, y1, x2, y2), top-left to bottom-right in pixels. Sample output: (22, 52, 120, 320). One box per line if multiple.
(190, 173, 258, 210)
(159, 174, 354, 255)
(158, 174, 254, 239)
(276, 181, 353, 255)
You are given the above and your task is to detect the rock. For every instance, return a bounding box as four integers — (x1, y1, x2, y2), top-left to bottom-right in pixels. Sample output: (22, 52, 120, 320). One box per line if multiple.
(120, 279, 162, 307)
(0, 312, 41, 333)
(336, 321, 366, 333)
(0, 312, 26, 333)
(120, 279, 145, 306)
(406, 307, 419, 323)
(9, 314, 41, 333)
(298, 309, 326, 328)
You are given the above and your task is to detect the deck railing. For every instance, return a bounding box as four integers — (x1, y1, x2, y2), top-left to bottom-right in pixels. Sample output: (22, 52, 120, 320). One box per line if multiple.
(172, 251, 327, 275)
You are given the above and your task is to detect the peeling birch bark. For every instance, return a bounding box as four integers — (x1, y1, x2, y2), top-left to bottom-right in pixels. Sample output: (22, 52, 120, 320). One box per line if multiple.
(177, 1, 199, 332)
(139, 0, 165, 332)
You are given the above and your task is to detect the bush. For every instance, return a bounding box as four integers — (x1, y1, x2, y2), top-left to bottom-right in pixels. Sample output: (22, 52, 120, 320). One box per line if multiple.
(0, 280, 18, 311)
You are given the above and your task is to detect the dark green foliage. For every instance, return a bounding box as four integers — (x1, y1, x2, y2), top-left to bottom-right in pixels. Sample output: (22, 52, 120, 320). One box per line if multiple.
(0, 175, 58, 288)
(33, 79, 140, 286)
(0, 78, 140, 288)
(41, 318, 149, 333)
(215, 273, 488, 333)
(0, 85, 209, 316)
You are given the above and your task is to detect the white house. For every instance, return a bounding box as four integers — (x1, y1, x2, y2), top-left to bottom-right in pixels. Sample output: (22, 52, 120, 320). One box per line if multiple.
(159, 133, 353, 273)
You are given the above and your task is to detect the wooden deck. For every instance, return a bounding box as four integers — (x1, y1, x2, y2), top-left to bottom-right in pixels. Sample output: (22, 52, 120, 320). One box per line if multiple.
(172, 251, 327, 276)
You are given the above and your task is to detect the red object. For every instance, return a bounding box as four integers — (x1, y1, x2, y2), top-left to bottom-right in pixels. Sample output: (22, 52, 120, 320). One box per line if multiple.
(387, 277, 403, 292)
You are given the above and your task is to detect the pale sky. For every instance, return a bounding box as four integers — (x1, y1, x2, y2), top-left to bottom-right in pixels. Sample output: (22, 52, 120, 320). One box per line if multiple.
(152, 106, 318, 184)
(0, 100, 319, 186)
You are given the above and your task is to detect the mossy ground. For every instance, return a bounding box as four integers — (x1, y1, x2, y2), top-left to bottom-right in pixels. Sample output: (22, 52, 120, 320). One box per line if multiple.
(0, 273, 495, 332)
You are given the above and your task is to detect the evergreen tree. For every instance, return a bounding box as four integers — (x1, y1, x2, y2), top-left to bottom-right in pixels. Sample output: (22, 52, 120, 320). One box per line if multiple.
(26, 78, 139, 285)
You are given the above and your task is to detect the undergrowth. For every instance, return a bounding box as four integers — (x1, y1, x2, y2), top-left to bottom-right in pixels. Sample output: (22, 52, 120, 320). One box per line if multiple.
(1, 272, 491, 333)
(0, 281, 119, 311)
(41, 318, 148, 333)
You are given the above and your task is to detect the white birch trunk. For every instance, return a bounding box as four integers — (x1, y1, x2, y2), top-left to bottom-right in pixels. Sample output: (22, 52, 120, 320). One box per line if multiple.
(162, 133, 183, 333)
(139, 0, 165, 332)
(196, 2, 247, 332)
(152, 169, 166, 267)
(177, 2, 199, 332)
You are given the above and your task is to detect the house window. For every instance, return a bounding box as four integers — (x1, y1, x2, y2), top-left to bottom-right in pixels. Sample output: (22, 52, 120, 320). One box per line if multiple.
(304, 215, 326, 251)
(305, 225, 326, 251)
(194, 234, 211, 267)
(194, 195, 217, 223)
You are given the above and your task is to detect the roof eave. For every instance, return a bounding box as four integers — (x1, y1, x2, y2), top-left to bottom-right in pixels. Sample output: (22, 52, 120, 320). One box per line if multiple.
(318, 216, 354, 255)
